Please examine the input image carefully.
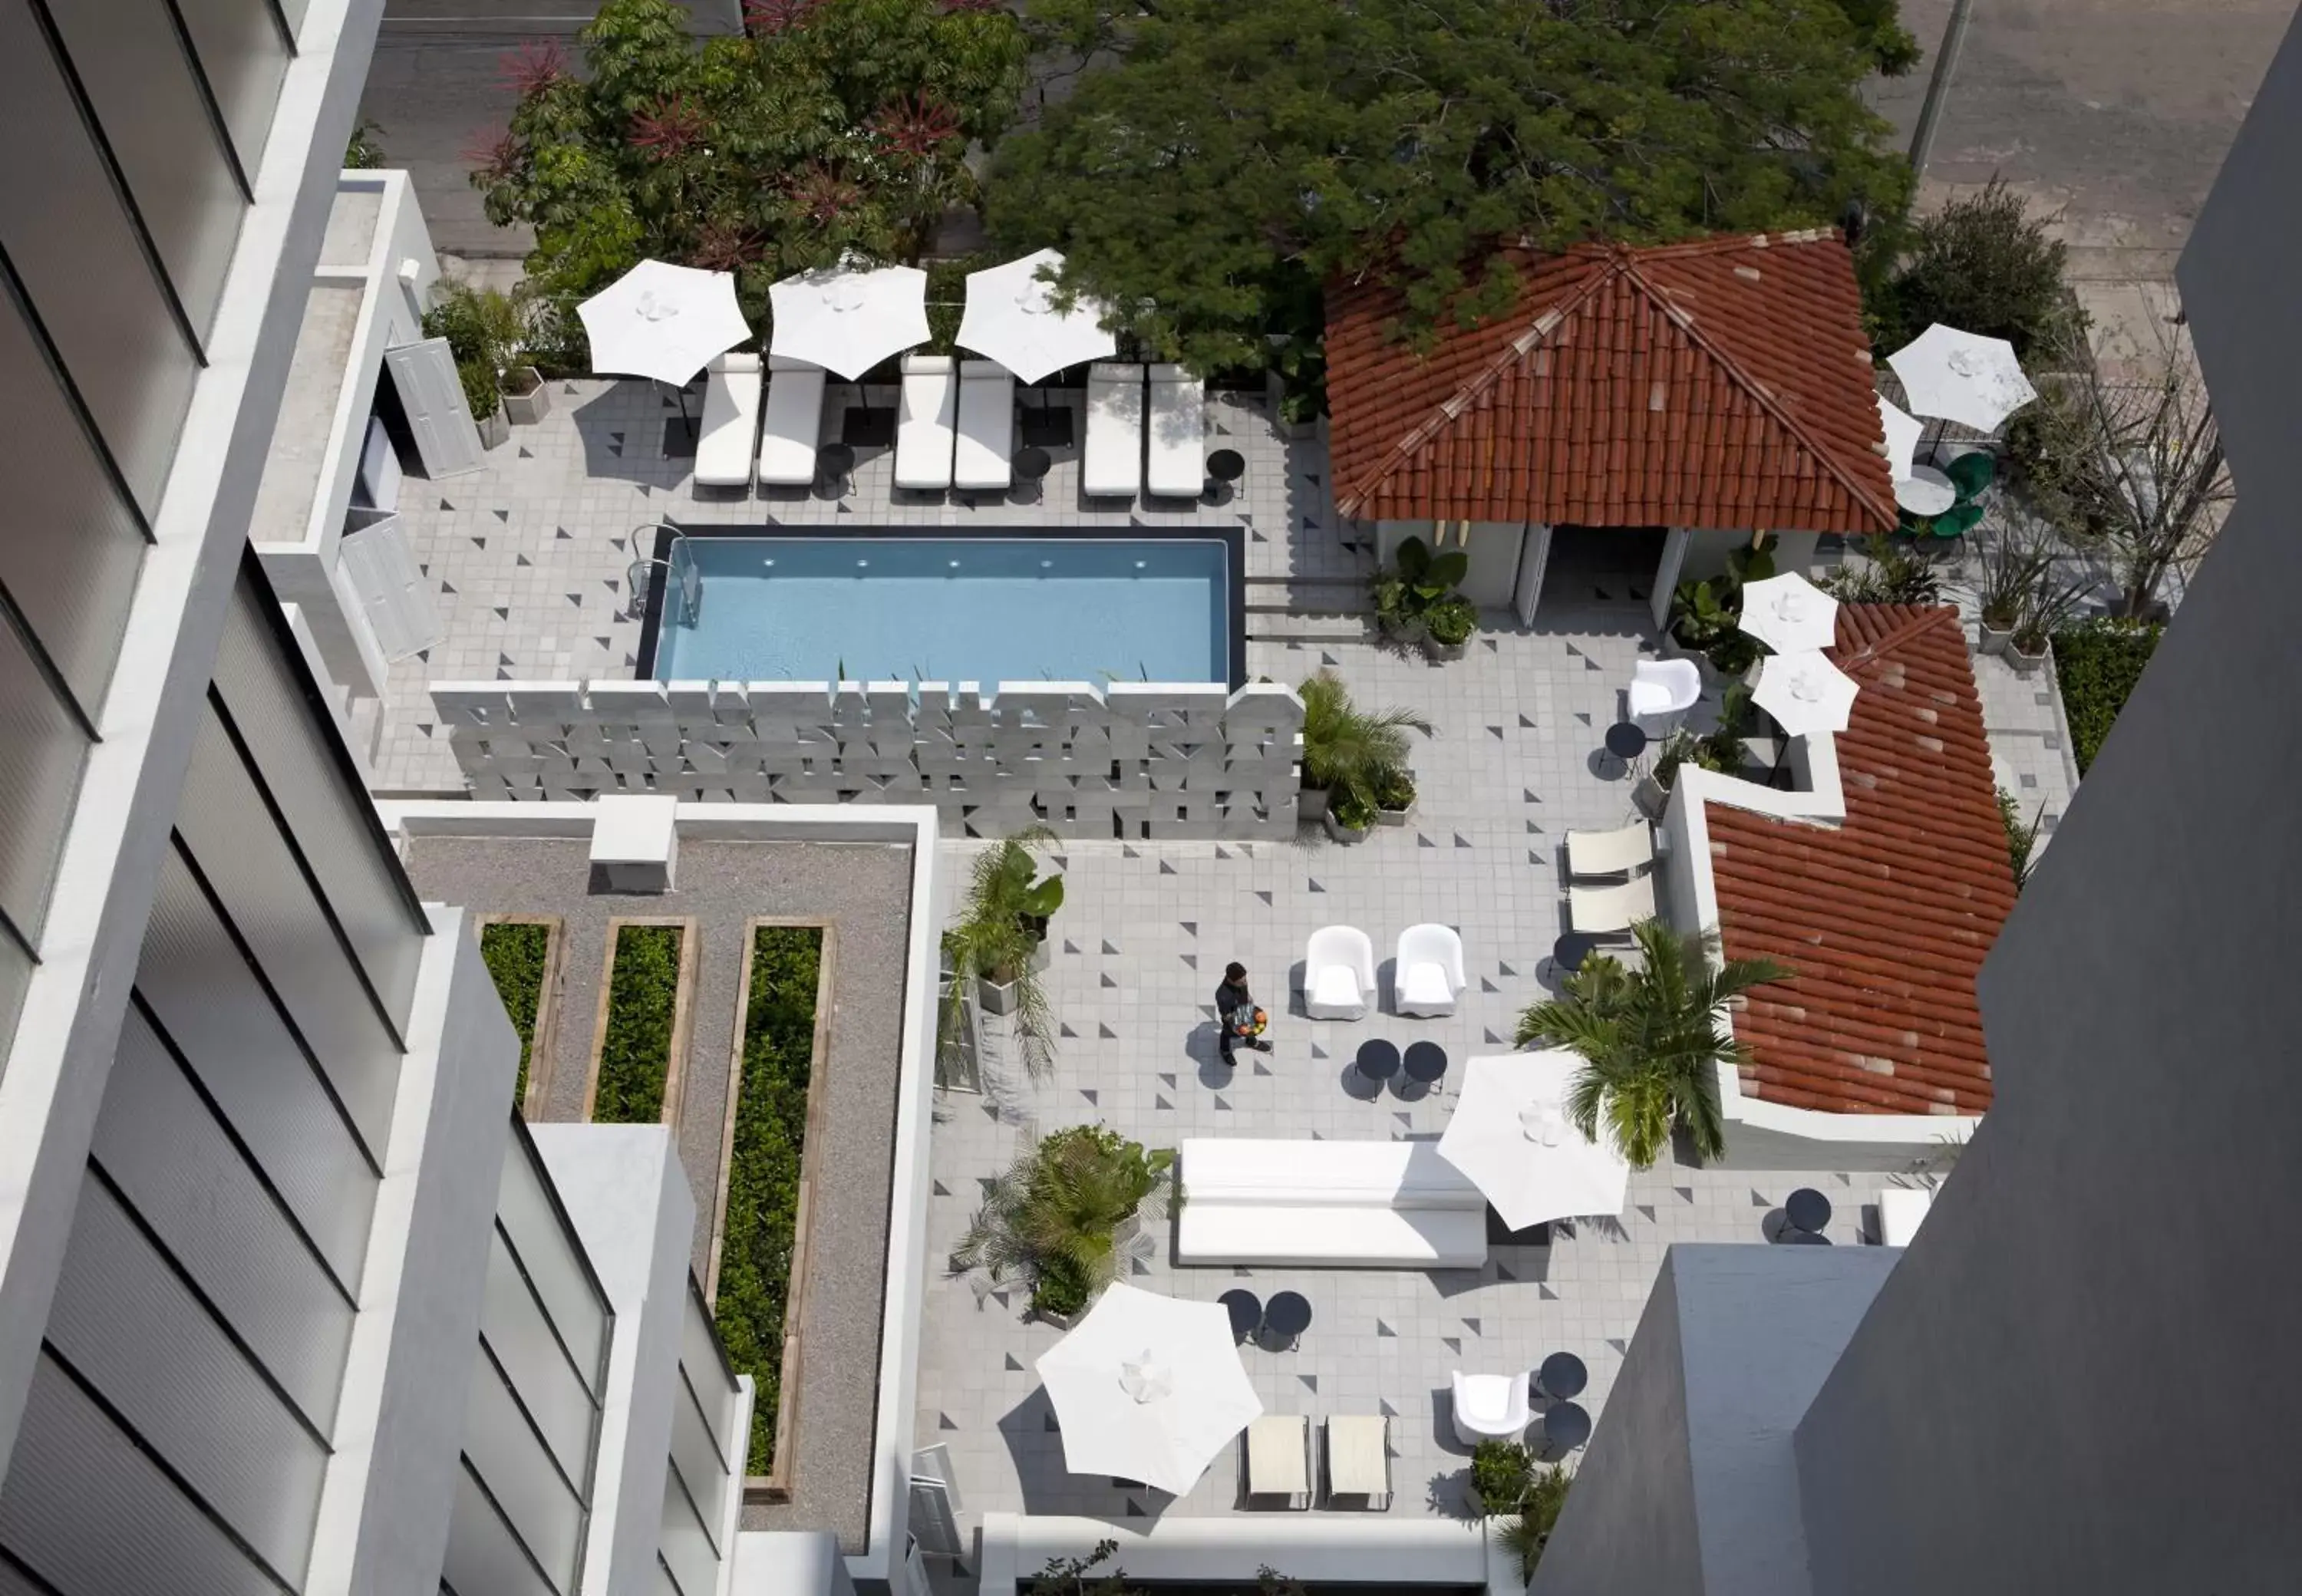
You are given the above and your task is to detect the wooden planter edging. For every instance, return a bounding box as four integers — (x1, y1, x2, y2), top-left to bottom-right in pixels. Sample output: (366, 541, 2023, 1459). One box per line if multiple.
(475, 913, 567, 1120)
(582, 916, 701, 1128)
(710, 917, 837, 1505)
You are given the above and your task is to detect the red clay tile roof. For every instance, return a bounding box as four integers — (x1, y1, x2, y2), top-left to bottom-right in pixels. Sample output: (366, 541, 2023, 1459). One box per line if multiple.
(1327, 232, 1896, 535)
(1707, 605, 2016, 1116)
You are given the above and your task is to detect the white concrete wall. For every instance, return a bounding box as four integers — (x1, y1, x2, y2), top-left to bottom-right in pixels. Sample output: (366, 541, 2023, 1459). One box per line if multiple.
(1374, 519, 1524, 608)
(431, 680, 1305, 840)
(1677, 527, 1755, 584)
(977, 1513, 1489, 1594)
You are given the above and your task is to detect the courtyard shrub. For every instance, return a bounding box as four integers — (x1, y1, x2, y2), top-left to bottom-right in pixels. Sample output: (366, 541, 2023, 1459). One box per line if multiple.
(1492, 1463, 1575, 1581)
(592, 924, 683, 1123)
(1874, 179, 2081, 358)
(479, 921, 551, 1110)
(717, 924, 823, 1475)
(2052, 617, 2164, 775)
(951, 1124, 1173, 1319)
(1469, 1438, 1534, 1515)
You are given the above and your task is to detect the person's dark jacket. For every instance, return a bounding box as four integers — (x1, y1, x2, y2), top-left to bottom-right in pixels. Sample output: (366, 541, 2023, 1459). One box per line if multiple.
(1215, 977, 1255, 1031)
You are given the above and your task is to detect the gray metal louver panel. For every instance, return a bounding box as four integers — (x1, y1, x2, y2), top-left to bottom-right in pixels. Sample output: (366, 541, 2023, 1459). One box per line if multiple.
(440, 1464, 557, 1596)
(137, 844, 377, 1285)
(97, 1003, 356, 1432)
(172, 0, 288, 183)
(480, 1227, 600, 1493)
(0, 608, 90, 942)
(496, 1136, 610, 1399)
(657, 1461, 718, 1596)
(462, 1352, 586, 1593)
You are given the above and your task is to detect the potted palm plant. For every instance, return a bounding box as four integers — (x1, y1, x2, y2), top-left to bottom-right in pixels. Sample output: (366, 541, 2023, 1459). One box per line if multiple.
(1515, 919, 1791, 1169)
(1297, 671, 1430, 829)
(950, 1124, 1175, 1324)
(939, 831, 1063, 1079)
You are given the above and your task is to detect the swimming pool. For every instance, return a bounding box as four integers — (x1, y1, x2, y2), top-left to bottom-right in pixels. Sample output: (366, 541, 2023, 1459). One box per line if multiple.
(642, 530, 1238, 686)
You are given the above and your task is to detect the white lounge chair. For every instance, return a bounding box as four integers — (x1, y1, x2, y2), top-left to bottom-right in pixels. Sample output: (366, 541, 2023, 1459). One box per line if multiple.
(1304, 925, 1377, 1021)
(1878, 1186, 1934, 1246)
(1393, 923, 1466, 1017)
(1146, 362, 1205, 498)
(1568, 875, 1656, 934)
(1565, 820, 1655, 879)
(1084, 361, 1144, 499)
(954, 359, 1015, 490)
(693, 351, 760, 490)
(1450, 1371, 1532, 1446)
(1244, 1415, 1314, 1510)
(758, 355, 826, 486)
(1628, 658, 1703, 736)
(894, 354, 957, 491)
(1324, 1416, 1390, 1510)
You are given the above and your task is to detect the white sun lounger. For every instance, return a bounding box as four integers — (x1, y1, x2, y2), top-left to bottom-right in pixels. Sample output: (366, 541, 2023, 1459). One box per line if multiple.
(1324, 1416, 1391, 1510)
(1568, 875, 1656, 934)
(693, 351, 760, 489)
(1243, 1414, 1313, 1510)
(1084, 362, 1144, 499)
(894, 354, 957, 491)
(954, 359, 1014, 490)
(1146, 361, 1205, 498)
(758, 355, 826, 486)
(1565, 820, 1656, 879)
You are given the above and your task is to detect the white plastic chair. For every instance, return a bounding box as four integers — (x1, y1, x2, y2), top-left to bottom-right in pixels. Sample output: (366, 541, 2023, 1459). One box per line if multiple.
(1084, 362, 1145, 499)
(954, 359, 1015, 490)
(1628, 658, 1703, 735)
(757, 355, 826, 486)
(893, 354, 957, 491)
(1450, 1370, 1532, 1446)
(1146, 362, 1205, 498)
(1568, 875, 1656, 934)
(1304, 926, 1376, 1020)
(1565, 820, 1654, 879)
(692, 351, 759, 490)
(1393, 924, 1466, 1017)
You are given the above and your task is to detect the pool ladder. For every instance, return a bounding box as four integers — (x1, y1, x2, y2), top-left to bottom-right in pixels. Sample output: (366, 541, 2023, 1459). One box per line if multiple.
(625, 523, 701, 628)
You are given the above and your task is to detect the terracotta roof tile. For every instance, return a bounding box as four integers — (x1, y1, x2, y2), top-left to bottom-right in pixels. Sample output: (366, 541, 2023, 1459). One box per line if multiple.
(1706, 605, 2016, 1116)
(1327, 233, 1897, 535)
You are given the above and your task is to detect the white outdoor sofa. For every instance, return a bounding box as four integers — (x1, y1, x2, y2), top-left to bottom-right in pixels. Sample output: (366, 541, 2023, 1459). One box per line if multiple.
(1146, 362, 1205, 497)
(1084, 361, 1144, 499)
(1176, 1139, 1488, 1268)
(955, 359, 1015, 490)
(758, 354, 826, 486)
(895, 354, 958, 491)
(693, 351, 760, 490)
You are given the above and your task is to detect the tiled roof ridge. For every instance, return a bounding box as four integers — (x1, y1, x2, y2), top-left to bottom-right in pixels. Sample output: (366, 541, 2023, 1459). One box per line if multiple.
(1334, 254, 1624, 517)
(1832, 605, 1961, 678)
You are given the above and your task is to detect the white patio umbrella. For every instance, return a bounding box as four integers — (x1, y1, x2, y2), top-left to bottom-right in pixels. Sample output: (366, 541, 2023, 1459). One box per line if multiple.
(1886, 324, 2038, 435)
(1875, 394, 1925, 481)
(956, 249, 1116, 384)
(1753, 649, 1862, 738)
(767, 261, 930, 379)
(1736, 572, 1842, 655)
(1035, 1283, 1263, 1495)
(1438, 1052, 1630, 1233)
(577, 259, 750, 387)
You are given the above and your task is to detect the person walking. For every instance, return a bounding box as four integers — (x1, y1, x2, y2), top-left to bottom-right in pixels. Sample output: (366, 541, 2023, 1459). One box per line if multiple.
(1215, 961, 1271, 1067)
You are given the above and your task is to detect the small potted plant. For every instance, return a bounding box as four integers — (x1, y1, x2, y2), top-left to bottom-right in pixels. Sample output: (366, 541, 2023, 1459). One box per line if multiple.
(1269, 337, 1327, 440)
(1298, 671, 1429, 829)
(1372, 763, 1416, 826)
(1468, 1439, 1533, 1517)
(502, 362, 552, 426)
(939, 830, 1063, 1078)
(1974, 515, 2053, 656)
(1370, 536, 1469, 646)
(1423, 595, 1479, 661)
(1666, 578, 1736, 683)
(1324, 786, 1376, 844)
(951, 1124, 1174, 1325)
(460, 359, 509, 450)
(2007, 564, 2093, 678)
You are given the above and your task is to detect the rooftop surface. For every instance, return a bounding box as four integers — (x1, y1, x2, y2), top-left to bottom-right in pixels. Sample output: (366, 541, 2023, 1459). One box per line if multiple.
(1326, 233, 1898, 534)
(402, 834, 918, 1548)
(1708, 605, 2017, 1115)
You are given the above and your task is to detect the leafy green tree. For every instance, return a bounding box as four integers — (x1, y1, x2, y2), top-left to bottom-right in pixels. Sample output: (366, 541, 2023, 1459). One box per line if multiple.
(990, 0, 1912, 371)
(1515, 919, 1791, 1169)
(473, 0, 1028, 322)
(1875, 178, 2079, 357)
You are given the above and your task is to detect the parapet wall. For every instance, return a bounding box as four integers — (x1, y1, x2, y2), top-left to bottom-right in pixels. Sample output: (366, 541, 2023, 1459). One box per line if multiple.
(430, 678, 1304, 839)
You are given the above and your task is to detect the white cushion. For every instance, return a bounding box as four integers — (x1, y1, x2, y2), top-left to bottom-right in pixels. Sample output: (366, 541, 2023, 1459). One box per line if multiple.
(758, 361, 826, 485)
(1146, 365, 1205, 497)
(895, 356, 957, 490)
(1176, 1203, 1488, 1269)
(1400, 961, 1454, 1012)
(1181, 1139, 1483, 1210)
(1325, 1417, 1388, 1498)
(693, 354, 760, 487)
(1247, 1417, 1309, 1497)
(954, 359, 1014, 489)
(1311, 965, 1362, 1011)
(1084, 362, 1144, 497)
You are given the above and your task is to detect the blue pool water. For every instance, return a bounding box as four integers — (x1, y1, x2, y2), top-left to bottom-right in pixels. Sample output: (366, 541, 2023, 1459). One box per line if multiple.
(651, 536, 1230, 685)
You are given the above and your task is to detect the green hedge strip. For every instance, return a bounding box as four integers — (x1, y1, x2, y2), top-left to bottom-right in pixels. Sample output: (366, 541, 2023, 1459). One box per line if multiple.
(479, 922, 550, 1110)
(593, 925, 682, 1124)
(2053, 619, 2164, 776)
(718, 925, 823, 1476)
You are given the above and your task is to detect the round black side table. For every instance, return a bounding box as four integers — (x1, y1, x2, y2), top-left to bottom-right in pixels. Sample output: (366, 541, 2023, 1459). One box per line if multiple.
(818, 441, 856, 495)
(1354, 1038, 1402, 1088)
(1219, 1288, 1263, 1344)
(1402, 1041, 1449, 1089)
(1202, 448, 1246, 506)
(1785, 1187, 1833, 1238)
(1542, 1401, 1593, 1453)
(1013, 445, 1052, 502)
(1538, 1351, 1588, 1402)
(1552, 932, 1598, 976)
(1263, 1291, 1313, 1350)
(1604, 721, 1647, 780)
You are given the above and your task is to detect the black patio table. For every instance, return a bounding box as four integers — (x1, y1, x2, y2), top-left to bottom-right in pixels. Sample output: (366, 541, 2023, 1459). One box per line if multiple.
(1354, 1038, 1402, 1087)
(1219, 1288, 1264, 1344)
(1402, 1041, 1449, 1087)
(1785, 1187, 1834, 1238)
(1543, 1401, 1593, 1453)
(1538, 1351, 1588, 1402)
(1604, 721, 1647, 778)
(1013, 445, 1052, 502)
(817, 441, 856, 492)
(1552, 932, 1599, 974)
(1264, 1291, 1313, 1349)
(1207, 448, 1246, 483)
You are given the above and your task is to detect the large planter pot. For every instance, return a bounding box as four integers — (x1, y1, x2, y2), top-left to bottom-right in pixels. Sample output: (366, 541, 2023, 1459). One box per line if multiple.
(977, 969, 1021, 1015)
(1378, 616, 1429, 648)
(1634, 772, 1670, 818)
(1977, 613, 2016, 656)
(1423, 635, 1469, 662)
(1298, 786, 1331, 823)
(2007, 635, 2049, 678)
(502, 367, 552, 425)
(1375, 795, 1415, 828)
(476, 403, 510, 450)
(1324, 810, 1371, 846)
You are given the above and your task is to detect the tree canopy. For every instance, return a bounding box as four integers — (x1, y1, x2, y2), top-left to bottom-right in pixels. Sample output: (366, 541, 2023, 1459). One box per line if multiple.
(474, 0, 1029, 320)
(988, 0, 1914, 372)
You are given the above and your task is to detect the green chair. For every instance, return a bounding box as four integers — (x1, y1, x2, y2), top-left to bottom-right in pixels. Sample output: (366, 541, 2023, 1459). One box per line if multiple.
(1945, 450, 1997, 503)
(1911, 500, 1984, 556)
